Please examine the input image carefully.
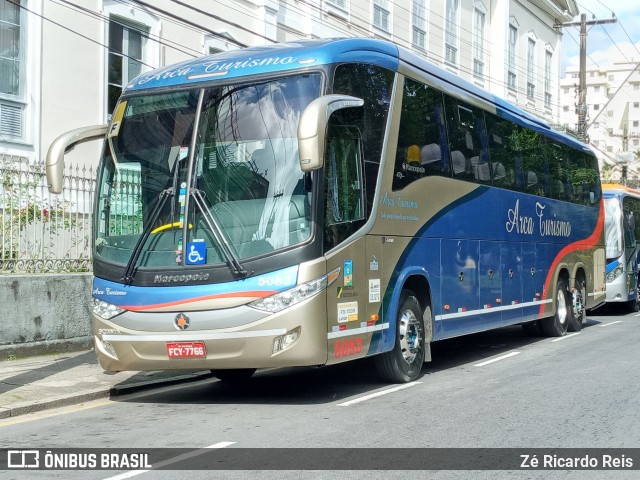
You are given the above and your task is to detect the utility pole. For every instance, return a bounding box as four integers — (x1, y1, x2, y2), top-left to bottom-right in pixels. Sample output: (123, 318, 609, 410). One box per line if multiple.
(557, 13, 617, 143)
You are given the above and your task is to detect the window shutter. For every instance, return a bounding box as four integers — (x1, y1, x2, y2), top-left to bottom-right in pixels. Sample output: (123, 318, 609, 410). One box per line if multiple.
(0, 102, 22, 137)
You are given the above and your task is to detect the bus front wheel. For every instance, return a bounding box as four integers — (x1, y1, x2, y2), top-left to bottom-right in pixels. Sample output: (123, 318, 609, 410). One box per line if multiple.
(541, 279, 570, 337)
(375, 290, 426, 383)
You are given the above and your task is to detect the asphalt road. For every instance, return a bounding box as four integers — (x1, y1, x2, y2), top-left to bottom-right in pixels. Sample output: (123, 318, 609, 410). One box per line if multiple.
(2, 306, 639, 480)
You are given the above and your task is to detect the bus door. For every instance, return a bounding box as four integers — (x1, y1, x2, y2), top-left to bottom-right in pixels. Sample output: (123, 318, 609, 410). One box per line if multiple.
(478, 241, 502, 329)
(441, 238, 480, 336)
(500, 242, 523, 325)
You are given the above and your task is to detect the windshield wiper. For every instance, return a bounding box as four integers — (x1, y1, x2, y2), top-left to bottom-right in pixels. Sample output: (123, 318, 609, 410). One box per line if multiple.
(190, 188, 252, 278)
(122, 187, 174, 285)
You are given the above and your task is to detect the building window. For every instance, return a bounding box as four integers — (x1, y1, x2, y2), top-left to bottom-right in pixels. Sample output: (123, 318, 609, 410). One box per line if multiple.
(563, 105, 569, 112)
(526, 38, 535, 99)
(594, 85, 600, 93)
(507, 24, 517, 89)
(634, 121, 639, 127)
(634, 139, 639, 146)
(593, 104, 600, 111)
(412, 0, 426, 49)
(544, 50, 551, 108)
(445, 0, 459, 65)
(326, 0, 347, 9)
(634, 83, 640, 90)
(634, 102, 640, 108)
(563, 87, 569, 94)
(373, 0, 391, 32)
(473, 7, 485, 79)
(107, 17, 149, 116)
(0, 0, 24, 139)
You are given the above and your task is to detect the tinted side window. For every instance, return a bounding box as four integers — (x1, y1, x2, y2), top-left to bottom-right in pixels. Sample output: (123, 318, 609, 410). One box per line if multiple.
(623, 196, 640, 246)
(485, 113, 522, 191)
(393, 77, 447, 190)
(519, 129, 546, 196)
(444, 95, 490, 184)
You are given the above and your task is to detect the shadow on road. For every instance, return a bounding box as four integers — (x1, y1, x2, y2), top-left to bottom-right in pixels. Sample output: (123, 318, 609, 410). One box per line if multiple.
(110, 310, 636, 407)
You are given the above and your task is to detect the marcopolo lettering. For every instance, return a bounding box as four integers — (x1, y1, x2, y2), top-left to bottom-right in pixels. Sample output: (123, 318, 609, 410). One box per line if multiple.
(154, 273, 210, 284)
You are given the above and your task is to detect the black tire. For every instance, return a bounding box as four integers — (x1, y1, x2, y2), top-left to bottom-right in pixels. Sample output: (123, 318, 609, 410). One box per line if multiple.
(375, 290, 426, 383)
(211, 368, 256, 382)
(522, 320, 543, 336)
(568, 279, 586, 332)
(541, 279, 570, 337)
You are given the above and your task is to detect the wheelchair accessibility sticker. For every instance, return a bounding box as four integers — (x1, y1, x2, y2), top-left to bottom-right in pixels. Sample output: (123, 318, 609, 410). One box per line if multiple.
(186, 240, 207, 265)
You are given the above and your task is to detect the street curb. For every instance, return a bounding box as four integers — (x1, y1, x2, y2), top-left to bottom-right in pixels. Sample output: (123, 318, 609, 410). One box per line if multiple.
(0, 371, 212, 420)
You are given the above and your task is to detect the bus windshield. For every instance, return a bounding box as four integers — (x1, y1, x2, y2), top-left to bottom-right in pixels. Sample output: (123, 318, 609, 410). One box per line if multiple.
(604, 196, 623, 260)
(95, 73, 322, 270)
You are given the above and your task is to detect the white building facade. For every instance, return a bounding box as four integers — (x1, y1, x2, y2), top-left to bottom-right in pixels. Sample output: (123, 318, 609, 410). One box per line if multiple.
(1, 0, 576, 168)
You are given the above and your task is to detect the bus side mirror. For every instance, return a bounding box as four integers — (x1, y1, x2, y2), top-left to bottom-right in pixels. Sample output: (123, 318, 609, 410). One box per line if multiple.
(297, 95, 363, 172)
(46, 125, 108, 193)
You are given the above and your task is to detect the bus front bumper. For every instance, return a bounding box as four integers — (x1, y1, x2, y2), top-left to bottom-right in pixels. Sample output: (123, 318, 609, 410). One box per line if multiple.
(92, 307, 327, 372)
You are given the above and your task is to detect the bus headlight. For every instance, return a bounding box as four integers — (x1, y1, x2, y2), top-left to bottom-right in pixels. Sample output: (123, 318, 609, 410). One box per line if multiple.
(93, 299, 125, 320)
(606, 266, 623, 283)
(249, 267, 340, 313)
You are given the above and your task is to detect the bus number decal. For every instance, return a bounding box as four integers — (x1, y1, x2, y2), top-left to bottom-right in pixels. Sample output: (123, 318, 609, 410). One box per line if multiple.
(257, 275, 293, 287)
(334, 338, 363, 359)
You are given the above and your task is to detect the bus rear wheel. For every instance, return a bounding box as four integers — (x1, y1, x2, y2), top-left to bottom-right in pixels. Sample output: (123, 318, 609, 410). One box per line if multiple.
(211, 368, 256, 382)
(541, 279, 570, 337)
(568, 279, 586, 332)
(375, 290, 426, 383)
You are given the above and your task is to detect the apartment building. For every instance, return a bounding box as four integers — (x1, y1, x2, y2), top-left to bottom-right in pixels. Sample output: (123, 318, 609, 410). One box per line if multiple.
(0, 0, 576, 168)
(559, 60, 640, 180)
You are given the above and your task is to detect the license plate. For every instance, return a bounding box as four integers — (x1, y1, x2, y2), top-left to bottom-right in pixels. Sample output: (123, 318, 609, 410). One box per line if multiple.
(166, 341, 206, 358)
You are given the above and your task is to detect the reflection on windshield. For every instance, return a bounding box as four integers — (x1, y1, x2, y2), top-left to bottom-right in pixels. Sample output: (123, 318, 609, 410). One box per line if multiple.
(604, 197, 623, 259)
(94, 74, 321, 270)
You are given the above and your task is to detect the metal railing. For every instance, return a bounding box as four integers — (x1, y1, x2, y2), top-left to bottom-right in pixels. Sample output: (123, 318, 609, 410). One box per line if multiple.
(1, 155, 95, 273)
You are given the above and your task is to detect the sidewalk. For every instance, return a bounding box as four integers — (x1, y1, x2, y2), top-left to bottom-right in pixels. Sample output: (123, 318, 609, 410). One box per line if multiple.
(0, 350, 211, 419)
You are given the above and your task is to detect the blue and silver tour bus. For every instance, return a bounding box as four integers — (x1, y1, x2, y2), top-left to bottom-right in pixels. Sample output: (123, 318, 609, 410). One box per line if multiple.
(47, 38, 605, 383)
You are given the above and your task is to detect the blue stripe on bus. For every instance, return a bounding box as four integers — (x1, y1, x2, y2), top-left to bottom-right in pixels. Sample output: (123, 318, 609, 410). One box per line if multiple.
(92, 265, 298, 309)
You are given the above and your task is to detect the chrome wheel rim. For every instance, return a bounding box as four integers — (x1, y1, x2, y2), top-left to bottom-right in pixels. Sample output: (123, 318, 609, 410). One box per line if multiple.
(399, 309, 422, 364)
(557, 288, 568, 325)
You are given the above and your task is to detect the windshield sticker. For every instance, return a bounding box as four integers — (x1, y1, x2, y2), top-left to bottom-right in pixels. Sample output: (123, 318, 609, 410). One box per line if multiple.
(186, 240, 206, 265)
(344, 260, 353, 286)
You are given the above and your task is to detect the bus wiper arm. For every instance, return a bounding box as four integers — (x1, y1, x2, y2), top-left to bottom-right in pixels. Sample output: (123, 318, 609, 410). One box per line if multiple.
(122, 187, 174, 285)
(190, 188, 252, 278)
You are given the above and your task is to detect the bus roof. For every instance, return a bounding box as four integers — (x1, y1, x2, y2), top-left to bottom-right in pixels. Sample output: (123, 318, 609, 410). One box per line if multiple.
(602, 183, 640, 197)
(124, 37, 591, 154)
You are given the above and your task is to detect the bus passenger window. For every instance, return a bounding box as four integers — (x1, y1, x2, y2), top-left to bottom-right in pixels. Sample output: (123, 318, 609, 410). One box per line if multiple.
(485, 113, 521, 191)
(443, 95, 489, 184)
(393, 77, 447, 190)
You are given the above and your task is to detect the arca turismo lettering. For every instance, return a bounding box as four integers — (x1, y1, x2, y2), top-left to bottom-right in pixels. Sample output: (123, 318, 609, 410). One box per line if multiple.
(203, 56, 296, 73)
(506, 199, 571, 237)
(379, 192, 419, 209)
